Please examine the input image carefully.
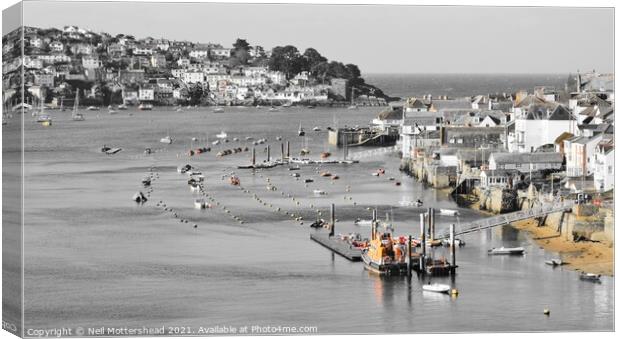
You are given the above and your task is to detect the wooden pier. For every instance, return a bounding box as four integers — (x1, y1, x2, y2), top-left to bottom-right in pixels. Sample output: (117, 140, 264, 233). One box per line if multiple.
(310, 232, 362, 261)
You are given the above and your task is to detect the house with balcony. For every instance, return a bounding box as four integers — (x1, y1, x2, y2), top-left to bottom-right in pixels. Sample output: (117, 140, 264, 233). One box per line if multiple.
(49, 41, 64, 52)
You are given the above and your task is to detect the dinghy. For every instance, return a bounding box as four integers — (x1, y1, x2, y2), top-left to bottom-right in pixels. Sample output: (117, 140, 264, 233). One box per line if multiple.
(422, 283, 451, 294)
(488, 247, 525, 255)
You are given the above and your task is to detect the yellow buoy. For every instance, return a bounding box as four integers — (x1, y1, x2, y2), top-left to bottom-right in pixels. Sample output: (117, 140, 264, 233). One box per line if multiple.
(450, 288, 459, 296)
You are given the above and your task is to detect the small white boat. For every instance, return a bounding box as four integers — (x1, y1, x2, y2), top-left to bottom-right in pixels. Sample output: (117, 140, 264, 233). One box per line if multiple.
(268, 106, 279, 112)
(488, 247, 525, 255)
(354, 219, 372, 226)
(276, 136, 282, 141)
(86, 106, 99, 111)
(117, 104, 128, 110)
(213, 106, 224, 113)
(233, 137, 239, 142)
(176, 107, 183, 112)
(347, 105, 358, 110)
(439, 209, 460, 216)
(194, 199, 207, 209)
(108, 109, 118, 115)
(313, 189, 327, 196)
(216, 131, 227, 139)
(160, 136, 172, 144)
(422, 283, 451, 294)
(212, 140, 221, 145)
(312, 126, 321, 131)
(291, 173, 300, 178)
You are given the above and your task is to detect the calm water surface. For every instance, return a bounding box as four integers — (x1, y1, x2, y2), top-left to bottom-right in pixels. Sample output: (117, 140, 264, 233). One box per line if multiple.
(9, 105, 612, 334)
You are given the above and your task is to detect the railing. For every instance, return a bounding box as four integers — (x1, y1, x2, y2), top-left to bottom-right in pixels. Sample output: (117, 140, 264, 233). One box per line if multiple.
(436, 200, 574, 239)
(347, 145, 400, 160)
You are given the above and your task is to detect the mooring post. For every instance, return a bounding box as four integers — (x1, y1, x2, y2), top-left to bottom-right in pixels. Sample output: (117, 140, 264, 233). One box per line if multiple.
(419, 213, 426, 273)
(430, 207, 436, 240)
(407, 235, 412, 276)
(372, 209, 377, 240)
(252, 147, 256, 166)
(267, 145, 271, 162)
(280, 143, 284, 162)
(450, 223, 456, 274)
(329, 203, 335, 237)
(286, 141, 290, 159)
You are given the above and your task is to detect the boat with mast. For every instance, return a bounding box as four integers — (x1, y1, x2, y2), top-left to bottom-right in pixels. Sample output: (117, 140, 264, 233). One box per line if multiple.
(298, 122, 305, 136)
(71, 90, 85, 121)
(347, 86, 357, 109)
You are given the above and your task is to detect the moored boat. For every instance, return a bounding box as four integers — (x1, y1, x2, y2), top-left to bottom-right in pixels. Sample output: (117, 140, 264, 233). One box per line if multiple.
(488, 247, 525, 255)
(422, 283, 451, 294)
(361, 230, 410, 275)
(138, 103, 153, 110)
(579, 272, 601, 282)
(439, 209, 460, 216)
(545, 258, 564, 266)
(213, 106, 224, 113)
(160, 136, 172, 144)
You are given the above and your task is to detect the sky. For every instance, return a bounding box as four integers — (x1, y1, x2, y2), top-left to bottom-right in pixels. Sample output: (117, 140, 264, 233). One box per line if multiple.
(20, 1, 614, 74)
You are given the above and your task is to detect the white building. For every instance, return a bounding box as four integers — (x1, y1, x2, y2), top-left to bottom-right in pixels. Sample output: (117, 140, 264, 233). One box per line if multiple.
(210, 47, 231, 58)
(593, 139, 614, 192)
(510, 104, 578, 153)
(177, 58, 191, 68)
(139, 86, 155, 101)
(181, 71, 205, 84)
(189, 49, 209, 59)
(49, 41, 64, 52)
(133, 46, 153, 55)
(81, 56, 101, 69)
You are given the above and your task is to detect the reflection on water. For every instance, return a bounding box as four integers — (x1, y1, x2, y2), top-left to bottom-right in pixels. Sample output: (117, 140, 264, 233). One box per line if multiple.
(15, 107, 613, 333)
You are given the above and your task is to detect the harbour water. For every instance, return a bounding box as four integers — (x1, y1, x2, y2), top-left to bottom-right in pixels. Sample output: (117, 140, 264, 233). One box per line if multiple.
(12, 104, 613, 333)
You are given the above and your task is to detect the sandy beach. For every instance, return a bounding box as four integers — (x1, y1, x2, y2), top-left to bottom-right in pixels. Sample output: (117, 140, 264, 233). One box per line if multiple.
(467, 200, 614, 276)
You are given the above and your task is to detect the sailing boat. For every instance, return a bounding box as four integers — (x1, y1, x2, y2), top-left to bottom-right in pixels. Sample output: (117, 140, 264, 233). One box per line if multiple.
(347, 86, 358, 109)
(298, 122, 305, 136)
(72, 90, 85, 121)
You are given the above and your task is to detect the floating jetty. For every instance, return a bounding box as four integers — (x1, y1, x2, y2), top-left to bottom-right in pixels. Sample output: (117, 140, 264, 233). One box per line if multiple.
(310, 232, 362, 261)
(309, 204, 362, 261)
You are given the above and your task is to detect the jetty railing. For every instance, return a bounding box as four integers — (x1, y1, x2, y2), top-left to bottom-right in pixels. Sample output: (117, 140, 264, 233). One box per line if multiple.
(436, 200, 574, 239)
(347, 145, 399, 160)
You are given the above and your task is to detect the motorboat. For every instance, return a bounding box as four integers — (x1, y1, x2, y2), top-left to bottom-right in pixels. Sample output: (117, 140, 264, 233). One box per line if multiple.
(282, 101, 293, 107)
(117, 104, 128, 110)
(213, 106, 224, 113)
(160, 136, 172, 144)
(439, 209, 460, 216)
(268, 106, 279, 112)
(212, 140, 221, 145)
(488, 247, 525, 255)
(579, 272, 601, 282)
(312, 126, 321, 131)
(276, 136, 282, 141)
(36, 114, 53, 125)
(108, 109, 118, 115)
(86, 106, 99, 111)
(422, 283, 451, 294)
(291, 173, 300, 178)
(216, 131, 228, 139)
(233, 137, 239, 142)
(138, 103, 153, 110)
